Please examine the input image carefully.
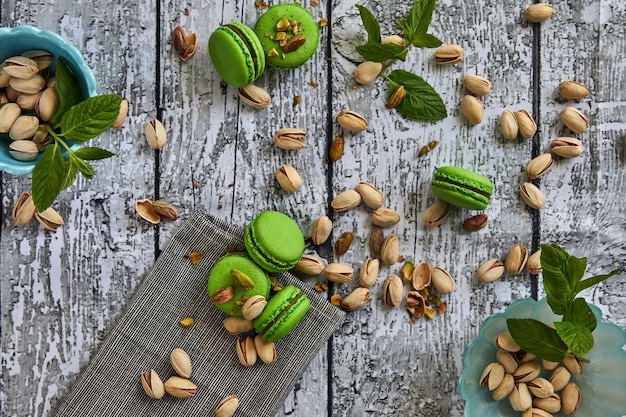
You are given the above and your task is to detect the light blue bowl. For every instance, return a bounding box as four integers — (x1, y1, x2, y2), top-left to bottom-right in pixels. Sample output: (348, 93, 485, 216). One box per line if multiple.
(458, 298, 626, 417)
(0, 25, 97, 175)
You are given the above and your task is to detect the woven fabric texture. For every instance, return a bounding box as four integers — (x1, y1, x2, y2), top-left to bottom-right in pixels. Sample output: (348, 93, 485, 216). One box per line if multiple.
(53, 211, 345, 417)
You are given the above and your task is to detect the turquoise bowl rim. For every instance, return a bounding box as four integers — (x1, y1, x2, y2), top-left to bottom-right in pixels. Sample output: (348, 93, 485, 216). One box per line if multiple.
(0, 25, 97, 176)
(458, 297, 626, 417)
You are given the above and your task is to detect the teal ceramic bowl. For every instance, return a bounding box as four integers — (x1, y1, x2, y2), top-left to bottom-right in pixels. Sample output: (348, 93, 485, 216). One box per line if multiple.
(458, 298, 626, 417)
(0, 25, 97, 175)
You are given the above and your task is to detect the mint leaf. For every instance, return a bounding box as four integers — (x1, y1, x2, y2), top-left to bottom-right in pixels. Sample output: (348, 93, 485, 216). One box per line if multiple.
(566, 253, 587, 293)
(411, 33, 442, 48)
(565, 298, 597, 331)
(407, 0, 436, 36)
(387, 69, 447, 121)
(555, 321, 594, 357)
(32, 143, 67, 211)
(541, 244, 574, 315)
(60, 94, 122, 142)
(51, 57, 83, 127)
(575, 269, 621, 294)
(397, 19, 412, 41)
(356, 43, 407, 62)
(356, 5, 381, 44)
(74, 156, 95, 179)
(507, 318, 568, 362)
(60, 156, 79, 191)
(73, 147, 115, 160)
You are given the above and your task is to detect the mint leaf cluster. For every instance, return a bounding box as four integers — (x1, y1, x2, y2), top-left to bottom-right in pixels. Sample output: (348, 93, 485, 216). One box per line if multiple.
(355, 0, 447, 121)
(507, 244, 621, 362)
(31, 58, 121, 212)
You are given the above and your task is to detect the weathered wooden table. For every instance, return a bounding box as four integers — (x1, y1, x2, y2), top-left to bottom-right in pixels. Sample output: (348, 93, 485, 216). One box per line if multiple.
(1, 0, 625, 416)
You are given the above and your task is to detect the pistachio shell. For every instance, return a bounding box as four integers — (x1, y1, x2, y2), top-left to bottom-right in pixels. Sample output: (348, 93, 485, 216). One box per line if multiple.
(295, 254, 325, 275)
(242, 295, 267, 320)
(481, 362, 506, 391)
(513, 361, 541, 382)
(434, 44, 464, 65)
(462, 75, 491, 96)
(239, 84, 271, 109)
(423, 201, 451, 227)
(236, 335, 257, 366)
(526, 4, 555, 22)
(382, 275, 403, 307)
(380, 235, 399, 265)
(551, 137, 584, 158)
(9, 115, 39, 140)
(354, 61, 382, 85)
(431, 266, 455, 293)
(331, 190, 361, 212)
(515, 109, 537, 138)
(144, 119, 167, 149)
(324, 263, 353, 283)
(492, 374, 515, 401)
(496, 350, 519, 374)
(311, 215, 332, 245)
(355, 181, 384, 209)
(274, 127, 306, 150)
(560, 107, 589, 133)
(526, 153, 554, 180)
(340, 287, 371, 311)
(563, 353, 583, 375)
(337, 109, 368, 132)
(532, 393, 561, 413)
(12, 192, 36, 225)
(526, 249, 542, 274)
(370, 207, 401, 227)
(21, 50, 53, 70)
(254, 334, 276, 364)
(559, 80, 589, 100)
(112, 97, 129, 129)
(412, 261, 431, 290)
(460, 95, 484, 124)
(501, 109, 519, 140)
(16, 92, 42, 110)
(561, 382, 581, 414)
(36, 87, 59, 121)
(0, 67, 11, 88)
(275, 164, 302, 193)
(495, 331, 521, 352)
(34, 207, 64, 232)
(406, 290, 425, 318)
(215, 395, 240, 417)
(549, 366, 571, 391)
(381, 35, 406, 46)
(9, 139, 39, 161)
(3, 56, 39, 79)
(508, 382, 533, 412)
(223, 317, 254, 334)
(10, 73, 45, 94)
(520, 182, 546, 209)
(358, 258, 379, 288)
(528, 377, 555, 399)
(163, 376, 197, 398)
(170, 348, 192, 378)
(505, 244, 529, 274)
(140, 369, 165, 399)
(135, 199, 160, 224)
(476, 259, 505, 283)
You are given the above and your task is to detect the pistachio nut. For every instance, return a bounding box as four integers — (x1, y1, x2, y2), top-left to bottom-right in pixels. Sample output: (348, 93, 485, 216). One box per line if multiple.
(518, 351, 537, 363)
(223, 317, 254, 334)
(381, 35, 406, 46)
(508, 382, 533, 412)
(9, 140, 39, 161)
(513, 361, 541, 383)
(0, 102, 21, 133)
(0, 67, 11, 87)
(3, 56, 39, 79)
(236, 335, 257, 366)
(462, 75, 491, 96)
(16, 92, 42, 110)
(152, 200, 179, 221)
(12, 192, 36, 225)
(253, 334, 277, 364)
(501, 109, 520, 140)
(370, 207, 401, 228)
(141, 369, 165, 399)
(135, 199, 160, 224)
(563, 353, 583, 375)
(528, 377, 555, 399)
(412, 261, 432, 290)
(549, 366, 571, 392)
(145, 119, 167, 149)
(477, 259, 505, 283)
(387, 85, 406, 108)
(406, 290, 425, 318)
(9, 115, 39, 140)
(355, 181, 384, 209)
(334, 231, 354, 256)
(399, 261, 414, 285)
(210, 286, 235, 305)
(276, 164, 302, 193)
(496, 350, 519, 374)
(528, 407, 557, 417)
(460, 95, 484, 125)
(434, 44, 464, 65)
(431, 266, 455, 294)
(358, 258, 379, 288)
(21, 50, 53, 70)
(295, 254, 325, 275)
(179, 317, 194, 327)
(215, 395, 240, 417)
(329, 136, 345, 162)
(526, 153, 554, 179)
(172, 25, 197, 61)
(492, 374, 515, 401)
(525, 4, 555, 22)
(480, 362, 506, 391)
(324, 263, 353, 283)
(230, 268, 255, 290)
(283, 34, 306, 53)
(532, 393, 562, 413)
(369, 227, 384, 255)
(495, 331, 522, 353)
(0, 91, 8, 103)
(505, 244, 529, 274)
(515, 110, 537, 138)
(46, 76, 56, 88)
(112, 97, 129, 129)
(5, 85, 20, 102)
(354, 61, 382, 85)
(423, 201, 451, 227)
(380, 235, 400, 265)
(560, 107, 589, 133)
(559, 80, 589, 100)
(337, 109, 368, 132)
(10, 73, 45, 94)
(331, 189, 362, 212)
(520, 182, 546, 209)
(382, 275, 403, 307)
(551, 137, 583, 158)
(242, 295, 267, 321)
(526, 249, 542, 274)
(462, 213, 488, 231)
(33, 124, 53, 151)
(311, 215, 332, 245)
(170, 348, 192, 378)
(34, 207, 64, 232)
(340, 287, 371, 311)
(541, 358, 560, 371)
(164, 376, 197, 398)
(561, 382, 581, 414)
(274, 127, 306, 150)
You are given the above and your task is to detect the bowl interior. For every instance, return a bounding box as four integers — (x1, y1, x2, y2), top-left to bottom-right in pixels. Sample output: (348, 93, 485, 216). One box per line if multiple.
(0, 25, 97, 175)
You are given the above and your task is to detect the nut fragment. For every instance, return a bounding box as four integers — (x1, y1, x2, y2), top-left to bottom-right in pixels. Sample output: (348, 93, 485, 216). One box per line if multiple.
(526, 153, 554, 179)
(431, 266, 455, 294)
(412, 261, 431, 290)
(334, 231, 354, 256)
(526, 4, 555, 22)
(223, 317, 254, 334)
(34, 207, 64, 232)
(210, 286, 235, 305)
(354, 61, 382, 85)
(145, 119, 167, 149)
(329, 136, 345, 162)
(295, 254, 325, 275)
(434, 44, 464, 65)
(324, 263, 353, 283)
(170, 348, 192, 378)
(501, 109, 519, 140)
(520, 182, 546, 209)
(480, 362, 506, 391)
(164, 376, 197, 398)
(283, 34, 306, 52)
(274, 127, 306, 150)
(311, 215, 332, 245)
(560, 107, 589, 133)
(369, 227, 384, 255)
(462, 213, 488, 231)
(236, 335, 257, 366)
(230, 268, 256, 290)
(505, 244, 529, 274)
(254, 334, 277, 364)
(331, 190, 361, 212)
(406, 290, 425, 318)
(358, 258, 379, 288)
(462, 75, 491, 96)
(355, 181, 384, 209)
(275, 164, 302, 193)
(337, 109, 368, 132)
(387, 85, 406, 108)
(179, 317, 194, 327)
(382, 275, 403, 307)
(477, 259, 505, 283)
(242, 295, 267, 320)
(238, 84, 271, 109)
(551, 137, 583, 158)
(172, 25, 198, 61)
(380, 235, 399, 265)
(370, 207, 401, 228)
(215, 395, 240, 417)
(152, 200, 179, 221)
(559, 80, 589, 100)
(526, 249, 542, 274)
(340, 287, 371, 311)
(141, 369, 165, 399)
(515, 110, 537, 139)
(561, 382, 581, 414)
(423, 201, 451, 227)
(12, 192, 36, 225)
(460, 95, 484, 124)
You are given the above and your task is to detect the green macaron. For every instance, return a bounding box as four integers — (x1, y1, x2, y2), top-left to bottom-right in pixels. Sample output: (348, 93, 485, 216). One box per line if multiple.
(431, 166, 494, 210)
(253, 285, 310, 343)
(207, 253, 271, 317)
(208, 22, 265, 87)
(254, 4, 320, 69)
(244, 211, 305, 273)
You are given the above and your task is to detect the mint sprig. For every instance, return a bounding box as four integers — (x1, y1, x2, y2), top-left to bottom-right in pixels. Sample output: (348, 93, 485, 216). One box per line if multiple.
(31, 58, 121, 212)
(507, 244, 621, 362)
(355, 0, 446, 121)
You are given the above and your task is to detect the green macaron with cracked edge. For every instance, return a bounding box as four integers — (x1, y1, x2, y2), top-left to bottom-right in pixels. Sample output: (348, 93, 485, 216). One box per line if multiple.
(207, 253, 271, 317)
(244, 211, 305, 273)
(254, 285, 310, 343)
(254, 3, 320, 69)
(431, 166, 494, 210)
(208, 22, 265, 87)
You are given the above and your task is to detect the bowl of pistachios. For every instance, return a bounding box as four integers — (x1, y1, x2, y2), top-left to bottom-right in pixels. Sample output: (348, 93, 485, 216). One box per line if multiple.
(0, 25, 96, 175)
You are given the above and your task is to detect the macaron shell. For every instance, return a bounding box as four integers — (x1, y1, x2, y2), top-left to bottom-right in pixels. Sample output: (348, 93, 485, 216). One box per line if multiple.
(208, 22, 265, 87)
(431, 166, 493, 210)
(254, 285, 311, 342)
(254, 4, 319, 69)
(431, 183, 490, 210)
(207, 254, 271, 317)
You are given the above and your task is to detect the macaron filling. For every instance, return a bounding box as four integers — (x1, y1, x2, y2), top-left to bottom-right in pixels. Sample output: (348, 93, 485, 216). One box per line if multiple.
(433, 176, 492, 199)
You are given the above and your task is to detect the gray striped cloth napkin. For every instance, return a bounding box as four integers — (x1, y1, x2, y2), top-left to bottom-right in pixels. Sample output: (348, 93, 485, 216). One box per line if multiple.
(53, 211, 345, 417)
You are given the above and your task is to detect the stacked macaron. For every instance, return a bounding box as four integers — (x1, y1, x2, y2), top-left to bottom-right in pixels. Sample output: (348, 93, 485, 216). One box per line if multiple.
(431, 166, 494, 210)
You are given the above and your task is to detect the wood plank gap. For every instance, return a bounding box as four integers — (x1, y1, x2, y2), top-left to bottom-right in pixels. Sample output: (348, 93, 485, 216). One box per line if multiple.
(154, 0, 163, 259)
(530, 17, 541, 301)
